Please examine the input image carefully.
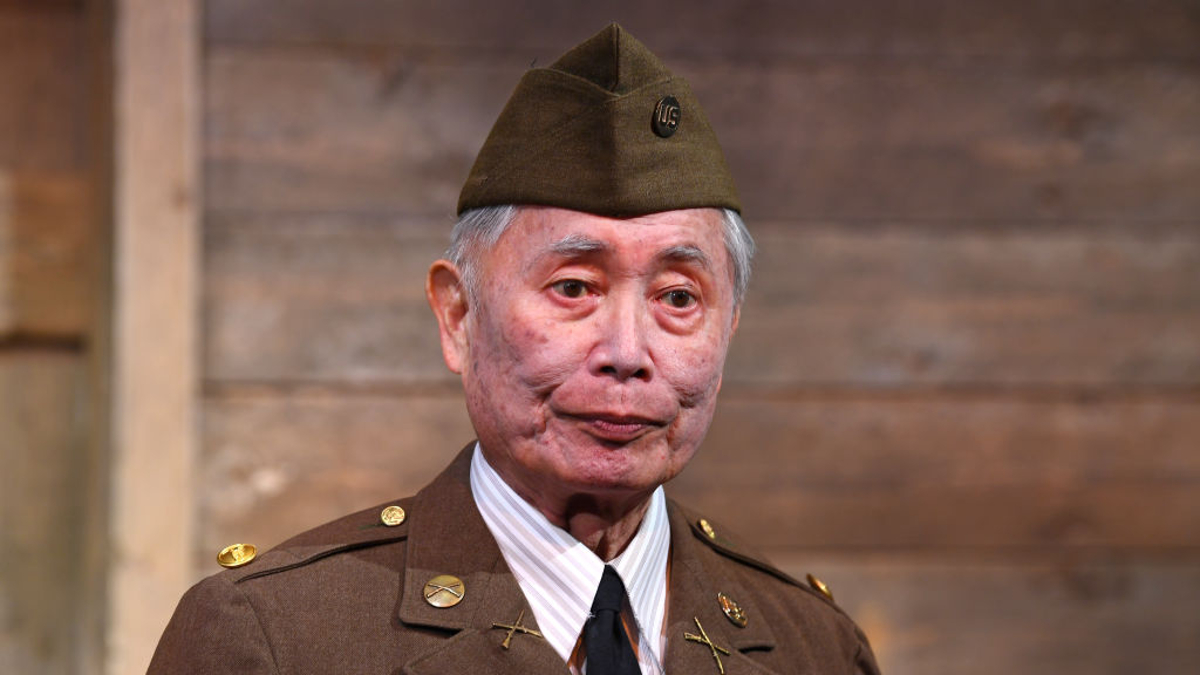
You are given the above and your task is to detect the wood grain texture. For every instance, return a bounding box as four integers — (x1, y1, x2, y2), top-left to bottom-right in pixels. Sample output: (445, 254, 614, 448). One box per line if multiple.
(681, 393, 1200, 549)
(108, 2, 200, 673)
(203, 213, 449, 384)
(204, 0, 1200, 62)
(0, 4, 93, 338)
(773, 555, 1200, 675)
(203, 215, 1200, 387)
(203, 50, 506, 217)
(0, 9, 87, 171)
(0, 173, 93, 336)
(0, 352, 86, 675)
(199, 390, 472, 572)
(194, 3, 1200, 674)
(730, 225, 1200, 386)
(199, 390, 1200, 557)
(204, 47, 1200, 221)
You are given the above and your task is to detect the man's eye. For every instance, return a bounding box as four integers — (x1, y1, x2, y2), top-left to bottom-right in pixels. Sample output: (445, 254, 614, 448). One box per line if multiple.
(552, 279, 588, 299)
(662, 289, 696, 309)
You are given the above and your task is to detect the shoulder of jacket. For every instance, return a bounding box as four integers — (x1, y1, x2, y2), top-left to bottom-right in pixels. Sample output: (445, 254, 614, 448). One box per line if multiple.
(670, 500, 849, 613)
(211, 497, 414, 585)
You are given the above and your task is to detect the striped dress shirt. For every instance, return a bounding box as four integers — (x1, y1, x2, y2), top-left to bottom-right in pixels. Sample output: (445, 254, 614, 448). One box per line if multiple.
(471, 445, 669, 674)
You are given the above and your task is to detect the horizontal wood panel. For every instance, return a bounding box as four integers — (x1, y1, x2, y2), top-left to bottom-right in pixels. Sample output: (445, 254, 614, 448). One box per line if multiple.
(195, 6, 1199, 675)
(204, 215, 1200, 386)
(0, 173, 93, 336)
(681, 393, 1200, 549)
(204, 0, 1200, 62)
(205, 49, 1200, 221)
(732, 226, 1200, 386)
(772, 555, 1200, 675)
(203, 51, 506, 217)
(0, 2, 82, 9)
(203, 214, 449, 383)
(0, 10, 87, 171)
(0, 352, 86, 674)
(199, 390, 1200, 557)
(199, 390, 473, 567)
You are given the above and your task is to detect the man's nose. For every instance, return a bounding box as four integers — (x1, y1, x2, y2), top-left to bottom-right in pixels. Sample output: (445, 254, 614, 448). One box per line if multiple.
(589, 296, 653, 382)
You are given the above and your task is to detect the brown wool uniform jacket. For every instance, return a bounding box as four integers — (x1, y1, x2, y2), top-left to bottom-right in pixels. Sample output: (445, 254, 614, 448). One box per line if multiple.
(150, 448, 880, 674)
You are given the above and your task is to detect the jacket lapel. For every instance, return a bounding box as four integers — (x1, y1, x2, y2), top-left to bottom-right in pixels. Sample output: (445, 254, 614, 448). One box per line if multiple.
(395, 446, 569, 675)
(664, 502, 782, 675)
(392, 449, 783, 675)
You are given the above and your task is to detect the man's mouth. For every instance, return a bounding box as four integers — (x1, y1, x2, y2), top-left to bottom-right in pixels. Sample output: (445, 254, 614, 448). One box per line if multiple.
(560, 412, 667, 443)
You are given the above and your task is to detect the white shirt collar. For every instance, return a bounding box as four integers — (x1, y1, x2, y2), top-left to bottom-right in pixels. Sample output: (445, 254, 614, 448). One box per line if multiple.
(470, 444, 670, 673)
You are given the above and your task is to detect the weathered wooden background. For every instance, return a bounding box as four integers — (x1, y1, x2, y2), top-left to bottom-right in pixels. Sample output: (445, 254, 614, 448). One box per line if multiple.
(2, 1, 1199, 673)
(199, 2, 1200, 673)
(0, 1, 103, 673)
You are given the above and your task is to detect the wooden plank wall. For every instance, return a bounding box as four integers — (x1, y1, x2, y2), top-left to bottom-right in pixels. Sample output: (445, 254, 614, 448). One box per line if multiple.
(200, 2, 1200, 674)
(0, 1, 100, 674)
(106, 2, 200, 673)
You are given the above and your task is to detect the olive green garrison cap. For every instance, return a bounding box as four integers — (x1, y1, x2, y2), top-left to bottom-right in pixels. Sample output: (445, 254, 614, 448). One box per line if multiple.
(457, 23, 741, 216)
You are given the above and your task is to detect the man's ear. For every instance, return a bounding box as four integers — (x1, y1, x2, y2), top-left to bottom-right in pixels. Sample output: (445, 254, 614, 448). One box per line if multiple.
(426, 259, 470, 374)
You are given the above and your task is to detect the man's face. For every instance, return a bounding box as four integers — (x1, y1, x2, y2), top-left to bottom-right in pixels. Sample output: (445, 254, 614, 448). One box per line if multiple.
(430, 207, 740, 506)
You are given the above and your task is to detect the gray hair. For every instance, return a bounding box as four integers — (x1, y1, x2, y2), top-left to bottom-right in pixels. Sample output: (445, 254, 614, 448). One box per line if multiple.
(447, 206, 754, 306)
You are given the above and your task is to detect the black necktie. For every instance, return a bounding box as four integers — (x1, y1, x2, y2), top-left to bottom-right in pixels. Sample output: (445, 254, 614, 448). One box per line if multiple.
(585, 565, 642, 675)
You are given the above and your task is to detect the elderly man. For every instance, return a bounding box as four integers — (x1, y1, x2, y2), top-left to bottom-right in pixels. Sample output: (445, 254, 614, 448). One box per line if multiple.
(151, 24, 879, 675)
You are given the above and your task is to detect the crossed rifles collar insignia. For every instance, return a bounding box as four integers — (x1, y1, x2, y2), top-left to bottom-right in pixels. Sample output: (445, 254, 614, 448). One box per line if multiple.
(422, 575, 466, 608)
(430, 575, 731, 672)
(490, 608, 544, 649)
(685, 617, 732, 674)
(485, 609, 732, 675)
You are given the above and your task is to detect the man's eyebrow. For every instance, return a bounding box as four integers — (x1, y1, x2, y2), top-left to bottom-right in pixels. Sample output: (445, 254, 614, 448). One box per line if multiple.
(657, 244, 713, 271)
(525, 237, 713, 273)
(523, 235, 611, 274)
(549, 234, 611, 257)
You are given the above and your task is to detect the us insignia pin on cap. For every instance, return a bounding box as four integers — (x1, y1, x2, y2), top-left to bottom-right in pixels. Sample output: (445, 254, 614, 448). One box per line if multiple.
(652, 95, 681, 137)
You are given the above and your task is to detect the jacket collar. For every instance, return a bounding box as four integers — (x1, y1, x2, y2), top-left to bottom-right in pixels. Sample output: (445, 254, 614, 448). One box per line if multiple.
(396, 445, 780, 675)
(397, 446, 568, 674)
(664, 503, 781, 675)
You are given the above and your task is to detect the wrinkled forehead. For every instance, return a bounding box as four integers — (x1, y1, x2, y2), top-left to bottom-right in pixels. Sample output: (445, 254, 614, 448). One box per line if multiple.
(511, 206, 725, 248)
(486, 206, 731, 275)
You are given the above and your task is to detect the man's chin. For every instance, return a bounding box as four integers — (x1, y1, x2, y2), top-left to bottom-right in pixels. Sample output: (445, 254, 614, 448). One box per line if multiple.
(554, 456, 671, 498)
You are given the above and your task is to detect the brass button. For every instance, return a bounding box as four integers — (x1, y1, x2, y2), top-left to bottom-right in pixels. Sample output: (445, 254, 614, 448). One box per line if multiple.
(652, 96, 681, 138)
(217, 543, 257, 568)
(717, 592, 747, 628)
(807, 573, 834, 602)
(380, 505, 406, 527)
(698, 518, 716, 540)
(424, 574, 465, 608)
